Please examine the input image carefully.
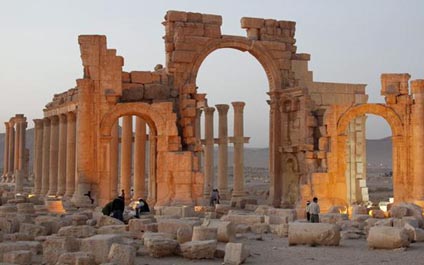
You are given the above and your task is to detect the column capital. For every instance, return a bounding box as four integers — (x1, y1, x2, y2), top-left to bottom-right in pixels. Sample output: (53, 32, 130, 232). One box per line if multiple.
(66, 111, 77, 121)
(59, 114, 67, 123)
(43, 117, 51, 126)
(215, 104, 229, 114)
(203, 107, 215, 115)
(4, 122, 11, 130)
(50, 115, 59, 125)
(231, 101, 245, 111)
(33, 119, 44, 128)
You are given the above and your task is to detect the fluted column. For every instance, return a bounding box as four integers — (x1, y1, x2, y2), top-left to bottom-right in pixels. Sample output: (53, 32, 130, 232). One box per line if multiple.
(109, 121, 119, 199)
(2, 122, 10, 182)
(203, 107, 215, 198)
(232, 102, 246, 198)
(147, 133, 157, 204)
(412, 80, 424, 204)
(41, 118, 51, 195)
(48, 116, 59, 196)
(33, 119, 44, 195)
(121, 115, 132, 202)
(216, 104, 229, 199)
(13, 119, 20, 182)
(7, 122, 15, 182)
(64, 112, 76, 198)
(134, 117, 146, 200)
(57, 114, 67, 196)
(15, 117, 27, 192)
(195, 109, 203, 171)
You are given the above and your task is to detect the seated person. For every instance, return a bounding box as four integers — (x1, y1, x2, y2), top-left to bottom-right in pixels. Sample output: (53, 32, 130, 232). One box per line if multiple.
(135, 198, 150, 218)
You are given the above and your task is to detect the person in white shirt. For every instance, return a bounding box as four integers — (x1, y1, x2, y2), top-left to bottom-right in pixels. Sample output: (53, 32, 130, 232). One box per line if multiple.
(309, 197, 320, 223)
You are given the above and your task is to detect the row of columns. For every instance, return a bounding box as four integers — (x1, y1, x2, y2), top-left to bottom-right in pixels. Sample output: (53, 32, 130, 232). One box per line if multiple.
(33, 112, 77, 198)
(1, 114, 28, 192)
(198, 101, 248, 200)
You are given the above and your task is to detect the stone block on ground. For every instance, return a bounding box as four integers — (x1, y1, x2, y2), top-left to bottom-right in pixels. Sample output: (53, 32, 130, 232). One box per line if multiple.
(57, 225, 96, 238)
(108, 243, 136, 265)
(3, 250, 31, 265)
(180, 240, 217, 259)
(319, 213, 348, 224)
(176, 226, 192, 244)
(389, 203, 423, 227)
(224, 243, 249, 265)
(288, 223, 341, 246)
(251, 223, 269, 234)
(221, 213, 263, 226)
(0, 241, 41, 261)
(270, 223, 289, 237)
(367, 226, 410, 249)
(42, 236, 79, 265)
(192, 226, 217, 241)
(56, 251, 95, 265)
(157, 218, 200, 237)
(143, 232, 177, 258)
(80, 234, 124, 264)
(97, 215, 125, 227)
(203, 219, 235, 242)
(19, 223, 47, 237)
(97, 225, 128, 234)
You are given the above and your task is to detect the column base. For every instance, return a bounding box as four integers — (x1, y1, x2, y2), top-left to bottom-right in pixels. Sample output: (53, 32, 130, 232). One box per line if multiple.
(71, 183, 96, 208)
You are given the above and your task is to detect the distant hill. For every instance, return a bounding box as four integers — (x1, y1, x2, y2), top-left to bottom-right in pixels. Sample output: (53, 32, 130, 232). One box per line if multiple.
(0, 130, 392, 173)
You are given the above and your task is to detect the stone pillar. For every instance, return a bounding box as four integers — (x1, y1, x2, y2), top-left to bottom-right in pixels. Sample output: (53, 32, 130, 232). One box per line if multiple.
(121, 115, 132, 202)
(48, 116, 59, 196)
(268, 92, 282, 207)
(33, 119, 44, 195)
(15, 118, 27, 192)
(203, 107, 215, 198)
(7, 122, 15, 182)
(195, 109, 203, 171)
(2, 122, 10, 182)
(13, 119, 20, 182)
(147, 133, 157, 204)
(57, 114, 67, 196)
(216, 104, 229, 199)
(232, 102, 246, 198)
(41, 118, 51, 195)
(65, 112, 76, 198)
(134, 117, 146, 200)
(109, 121, 119, 199)
(412, 80, 424, 204)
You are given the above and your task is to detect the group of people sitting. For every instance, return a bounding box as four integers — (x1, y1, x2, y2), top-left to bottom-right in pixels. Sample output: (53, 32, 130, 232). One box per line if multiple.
(102, 189, 150, 222)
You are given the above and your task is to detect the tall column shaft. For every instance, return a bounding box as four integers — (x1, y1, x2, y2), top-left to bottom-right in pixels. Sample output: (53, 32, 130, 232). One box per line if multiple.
(121, 115, 132, 202)
(134, 117, 146, 199)
(57, 115, 67, 196)
(147, 134, 157, 204)
(48, 116, 59, 196)
(203, 107, 215, 198)
(412, 80, 424, 203)
(41, 118, 51, 195)
(2, 122, 10, 181)
(13, 121, 20, 176)
(33, 119, 44, 195)
(232, 102, 246, 198)
(216, 104, 229, 198)
(109, 121, 119, 199)
(195, 109, 203, 171)
(15, 119, 27, 192)
(7, 124, 15, 182)
(65, 112, 76, 198)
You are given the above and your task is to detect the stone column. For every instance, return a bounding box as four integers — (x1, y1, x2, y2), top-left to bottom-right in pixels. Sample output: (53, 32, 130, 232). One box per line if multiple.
(216, 104, 229, 199)
(195, 109, 203, 171)
(33, 119, 44, 195)
(48, 116, 59, 196)
(203, 107, 215, 198)
(13, 119, 20, 182)
(412, 80, 424, 204)
(15, 118, 27, 192)
(57, 114, 67, 196)
(65, 112, 76, 198)
(2, 122, 10, 182)
(41, 118, 51, 195)
(147, 133, 157, 204)
(109, 121, 119, 199)
(6, 122, 15, 182)
(134, 117, 146, 200)
(232, 102, 246, 198)
(121, 115, 132, 202)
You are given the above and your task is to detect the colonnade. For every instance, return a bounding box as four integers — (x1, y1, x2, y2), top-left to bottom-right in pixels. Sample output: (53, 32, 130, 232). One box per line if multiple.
(1, 114, 28, 192)
(197, 101, 249, 200)
(32, 112, 77, 198)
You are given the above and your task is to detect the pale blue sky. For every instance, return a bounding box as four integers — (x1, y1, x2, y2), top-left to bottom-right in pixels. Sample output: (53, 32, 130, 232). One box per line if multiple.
(0, 0, 423, 147)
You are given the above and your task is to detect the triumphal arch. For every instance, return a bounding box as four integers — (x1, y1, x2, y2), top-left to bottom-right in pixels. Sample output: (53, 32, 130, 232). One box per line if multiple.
(4, 11, 424, 212)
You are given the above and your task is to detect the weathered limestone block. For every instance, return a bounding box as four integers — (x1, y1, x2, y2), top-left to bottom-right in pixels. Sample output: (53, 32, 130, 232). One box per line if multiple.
(319, 213, 348, 224)
(351, 214, 370, 223)
(108, 243, 136, 265)
(155, 206, 195, 218)
(251, 223, 269, 234)
(97, 215, 125, 227)
(42, 236, 79, 265)
(221, 213, 264, 226)
(288, 223, 341, 246)
(235, 224, 250, 234)
(254, 205, 271, 215)
(264, 215, 288, 225)
(19, 223, 47, 237)
(144, 84, 170, 100)
(224, 243, 249, 265)
(267, 208, 296, 222)
(130, 71, 154, 84)
(351, 205, 367, 215)
(0, 241, 41, 261)
(231, 198, 257, 209)
(203, 219, 235, 243)
(270, 223, 289, 237)
(57, 225, 96, 238)
(56, 252, 95, 265)
(16, 203, 35, 214)
(4, 233, 33, 242)
(34, 216, 61, 234)
(128, 218, 153, 236)
(215, 204, 231, 216)
(244, 204, 258, 211)
(176, 226, 192, 244)
(192, 226, 217, 241)
(390, 203, 423, 226)
(374, 218, 394, 227)
(369, 209, 385, 219)
(180, 240, 217, 259)
(143, 232, 177, 258)
(80, 234, 123, 264)
(413, 228, 424, 242)
(367, 226, 410, 249)
(157, 218, 200, 237)
(97, 225, 128, 234)
(3, 250, 31, 265)
(0, 205, 17, 216)
(0, 217, 19, 233)
(72, 214, 88, 226)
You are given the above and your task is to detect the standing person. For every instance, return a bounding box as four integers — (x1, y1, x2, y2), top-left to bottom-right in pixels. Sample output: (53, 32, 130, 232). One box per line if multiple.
(210, 189, 220, 206)
(120, 189, 126, 205)
(306, 200, 311, 222)
(309, 197, 320, 223)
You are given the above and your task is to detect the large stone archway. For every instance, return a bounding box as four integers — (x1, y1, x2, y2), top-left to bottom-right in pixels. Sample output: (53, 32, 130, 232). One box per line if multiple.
(336, 103, 407, 204)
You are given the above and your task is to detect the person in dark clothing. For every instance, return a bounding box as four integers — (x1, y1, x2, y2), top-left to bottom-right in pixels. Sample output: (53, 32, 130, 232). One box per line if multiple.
(135, 198, 150, 218)
(210, 189, 220, 207)
(306, 200, 311, 222)
(111, 196, 125, 221)
(102, 200, 113, 216)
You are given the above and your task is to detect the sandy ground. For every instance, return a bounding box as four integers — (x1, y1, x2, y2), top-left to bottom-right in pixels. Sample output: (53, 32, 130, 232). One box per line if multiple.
(136, 233, 424, 265)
